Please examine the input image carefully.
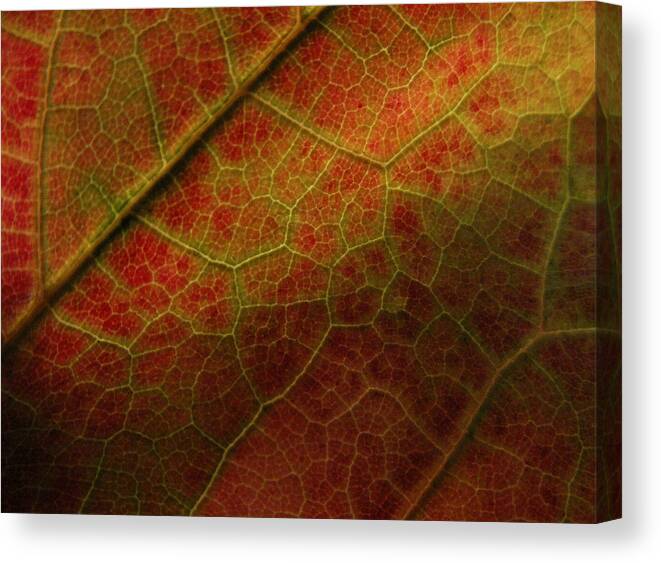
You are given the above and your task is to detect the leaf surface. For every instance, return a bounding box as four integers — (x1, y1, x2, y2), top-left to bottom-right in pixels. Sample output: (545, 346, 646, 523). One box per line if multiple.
(1, 3, 621, 521)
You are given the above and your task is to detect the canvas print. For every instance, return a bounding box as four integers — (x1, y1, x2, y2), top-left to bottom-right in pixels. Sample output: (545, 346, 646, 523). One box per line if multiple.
(1, 2, 621, 522)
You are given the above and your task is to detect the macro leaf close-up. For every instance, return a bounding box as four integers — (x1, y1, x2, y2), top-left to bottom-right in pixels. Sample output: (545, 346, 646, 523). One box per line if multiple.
(1, 2, 621, 522)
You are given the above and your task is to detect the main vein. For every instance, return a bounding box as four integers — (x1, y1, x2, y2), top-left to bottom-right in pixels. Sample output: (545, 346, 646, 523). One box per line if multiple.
(2, 5, 329, 350)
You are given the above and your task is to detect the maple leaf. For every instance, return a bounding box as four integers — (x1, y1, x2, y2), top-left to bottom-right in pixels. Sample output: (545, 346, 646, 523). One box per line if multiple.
(1, 3, 621, 522)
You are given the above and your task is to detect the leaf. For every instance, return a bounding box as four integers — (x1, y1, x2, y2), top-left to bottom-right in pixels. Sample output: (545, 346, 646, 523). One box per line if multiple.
(1, 3, 621, 521)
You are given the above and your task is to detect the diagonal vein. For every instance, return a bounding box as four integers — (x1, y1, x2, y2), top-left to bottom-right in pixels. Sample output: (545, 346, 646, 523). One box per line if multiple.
(2, 5, 329, 351)
(402, 326, 607, 520)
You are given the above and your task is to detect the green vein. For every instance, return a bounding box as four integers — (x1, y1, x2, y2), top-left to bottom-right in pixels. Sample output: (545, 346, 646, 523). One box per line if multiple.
(2, 5, 330, 351)
(36, 13, 64, 294)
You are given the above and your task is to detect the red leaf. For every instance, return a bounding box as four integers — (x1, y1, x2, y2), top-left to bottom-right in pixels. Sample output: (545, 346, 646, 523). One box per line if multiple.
(1, 3, 621, 522)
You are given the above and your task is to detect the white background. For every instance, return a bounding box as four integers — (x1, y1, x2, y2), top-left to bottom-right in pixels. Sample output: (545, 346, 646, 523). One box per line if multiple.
(0, 0, 659, 561)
